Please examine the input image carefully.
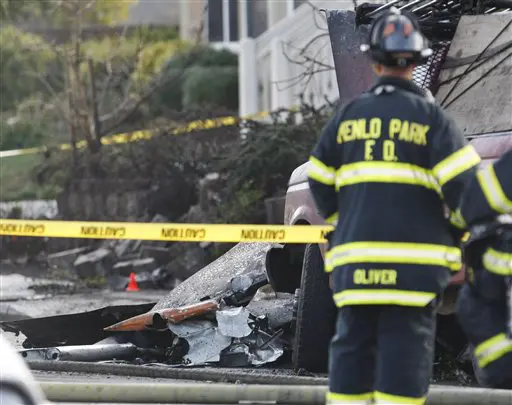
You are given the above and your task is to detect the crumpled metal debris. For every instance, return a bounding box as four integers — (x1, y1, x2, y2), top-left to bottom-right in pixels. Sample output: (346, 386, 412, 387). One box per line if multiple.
(153, 243, 274, 310)
(7, 243, 291, 369)
(223, 272, 268, 306)
(0, 303, 155, 348)
(168, 320, 231, 365)
(241, 329, 284, 366)
(246, 285, 295, 330)
(218, 322, 285, 367)
(216, 307, 252, 338)
(169, 306, 285, 367)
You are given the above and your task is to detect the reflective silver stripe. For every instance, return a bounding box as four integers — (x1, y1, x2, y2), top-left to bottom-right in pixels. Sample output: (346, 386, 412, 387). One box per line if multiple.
(335, 162, 440, 193)
(475, 333, 512, 368)
(483, 248, 512, 276)
(477, 164, 512, 214)
(326, 212, 339, 226)
(374, 391, 426, 405)
(325, 242, 461, 272)
(327, 399, 372, 405)
(433, 145, 481, 186)
(308, 156, 336, 185)
(326, 392, 373, 405)
(333, 290, 436, 308)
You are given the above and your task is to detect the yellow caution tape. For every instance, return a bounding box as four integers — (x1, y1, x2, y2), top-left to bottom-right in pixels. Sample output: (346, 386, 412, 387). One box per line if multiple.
(0, 219, 333, 244)
(0, 111, 271, 160)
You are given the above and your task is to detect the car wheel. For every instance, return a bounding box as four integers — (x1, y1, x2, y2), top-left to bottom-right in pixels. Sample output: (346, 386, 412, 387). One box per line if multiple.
(292, 243, 337, 372)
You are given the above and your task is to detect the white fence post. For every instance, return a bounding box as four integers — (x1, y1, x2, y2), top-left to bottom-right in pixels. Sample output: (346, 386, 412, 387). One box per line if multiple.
(239, 37, 259, 117)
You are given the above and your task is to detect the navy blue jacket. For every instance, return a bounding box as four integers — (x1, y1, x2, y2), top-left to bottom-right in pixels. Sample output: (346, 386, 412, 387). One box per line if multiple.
(308, 76, 481, 307)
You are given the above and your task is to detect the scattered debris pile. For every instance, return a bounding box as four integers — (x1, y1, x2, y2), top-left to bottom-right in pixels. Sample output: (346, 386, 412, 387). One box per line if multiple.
(2, 172, 231, 293)
(41, 208, 223, 291)
(1, 243, 296, 368)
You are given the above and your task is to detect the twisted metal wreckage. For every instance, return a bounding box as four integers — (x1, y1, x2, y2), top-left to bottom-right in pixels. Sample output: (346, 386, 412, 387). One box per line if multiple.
(3, 244, 293, 367)
(2, 0, 512, 370)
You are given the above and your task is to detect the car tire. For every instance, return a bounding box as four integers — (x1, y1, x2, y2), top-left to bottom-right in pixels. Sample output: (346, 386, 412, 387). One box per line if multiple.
(292, 243, 337, 372)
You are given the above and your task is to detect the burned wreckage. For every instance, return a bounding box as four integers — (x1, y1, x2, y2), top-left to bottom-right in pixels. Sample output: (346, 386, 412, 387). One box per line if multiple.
(3, 0, 512, 376)
(3, 244, 292, 367)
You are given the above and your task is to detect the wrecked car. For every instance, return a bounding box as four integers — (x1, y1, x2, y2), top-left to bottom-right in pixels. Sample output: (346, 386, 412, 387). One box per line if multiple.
(266, 6, 512, 374)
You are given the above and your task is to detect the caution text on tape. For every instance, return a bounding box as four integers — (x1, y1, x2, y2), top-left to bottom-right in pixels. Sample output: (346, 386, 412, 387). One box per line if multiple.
(0, 220, 333, 244)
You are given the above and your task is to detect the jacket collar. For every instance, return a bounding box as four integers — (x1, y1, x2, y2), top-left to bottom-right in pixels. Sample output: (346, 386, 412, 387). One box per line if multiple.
(371, 76, 428, 98)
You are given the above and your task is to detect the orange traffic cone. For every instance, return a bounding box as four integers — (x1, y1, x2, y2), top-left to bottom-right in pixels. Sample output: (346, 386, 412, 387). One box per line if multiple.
(126, 272, 140, 292)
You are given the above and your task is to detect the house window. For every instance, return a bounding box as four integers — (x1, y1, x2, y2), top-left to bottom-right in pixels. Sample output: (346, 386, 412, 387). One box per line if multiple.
(228, 0, 238, 41)
(247, 0, 268, 38)
(207, 0, 239, 42)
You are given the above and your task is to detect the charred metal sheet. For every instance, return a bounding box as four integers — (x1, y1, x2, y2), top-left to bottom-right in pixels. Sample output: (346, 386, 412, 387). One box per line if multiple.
(435, 15, 512, 135)
(219, 342, 252, 367)
(246, 286, 295, 330)
(168, 320, 232, 365)
(327, 10, 374, 106)
(244, 331, 284, 366)
(223, 272, 269, 306)
(216, 307, 252, 338)
(153, 243, 273, 310)
(0, 303, 154, 348)
(219, 327, 286, 367)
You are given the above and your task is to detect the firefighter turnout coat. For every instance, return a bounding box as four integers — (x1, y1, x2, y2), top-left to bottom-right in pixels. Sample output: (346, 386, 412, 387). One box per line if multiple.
(456, 218, 512, 387)
(456, 149, 512, 227)
(308, 76, 481, 308)
(455, 151, 512, 387)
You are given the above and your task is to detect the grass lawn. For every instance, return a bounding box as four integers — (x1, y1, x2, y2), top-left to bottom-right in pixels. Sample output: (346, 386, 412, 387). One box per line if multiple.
(0, 153, 60, 201)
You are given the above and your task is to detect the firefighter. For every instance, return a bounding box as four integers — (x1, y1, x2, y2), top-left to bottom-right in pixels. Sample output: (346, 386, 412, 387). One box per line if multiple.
(455, 150, 512, 389)
(307, 8, 482, 405)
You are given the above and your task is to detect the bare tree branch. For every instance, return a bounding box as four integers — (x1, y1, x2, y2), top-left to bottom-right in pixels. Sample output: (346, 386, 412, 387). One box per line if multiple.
(100, 69, 179, 136)
(27, 71, 72, 124)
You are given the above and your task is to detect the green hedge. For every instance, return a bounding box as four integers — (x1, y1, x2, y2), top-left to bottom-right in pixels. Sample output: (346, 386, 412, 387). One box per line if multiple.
(150, 46, 239, 113)
(183, 66, 238, 110)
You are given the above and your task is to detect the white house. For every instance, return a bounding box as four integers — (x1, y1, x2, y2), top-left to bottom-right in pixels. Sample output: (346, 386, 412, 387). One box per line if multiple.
(201, 0, 360, 117)
(129, 1, 366, 116)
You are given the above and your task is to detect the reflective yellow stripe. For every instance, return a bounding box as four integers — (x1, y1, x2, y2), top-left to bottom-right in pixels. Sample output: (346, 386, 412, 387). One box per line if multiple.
(333, 289, 436, 308)
(326, 212, 339, 226)
(449, 208, 467, 230)
(325, 242, 461, 272)
(326, 391, 373, 404)
(475, 333, 512, 368)
(308, 156, 336, 186)
(432, 145, 481, 187)
(477, 164, 512, 214)
(483, 248, 512, 276)
(335, 162, 440, 193)
(374, 391, 427, 405)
